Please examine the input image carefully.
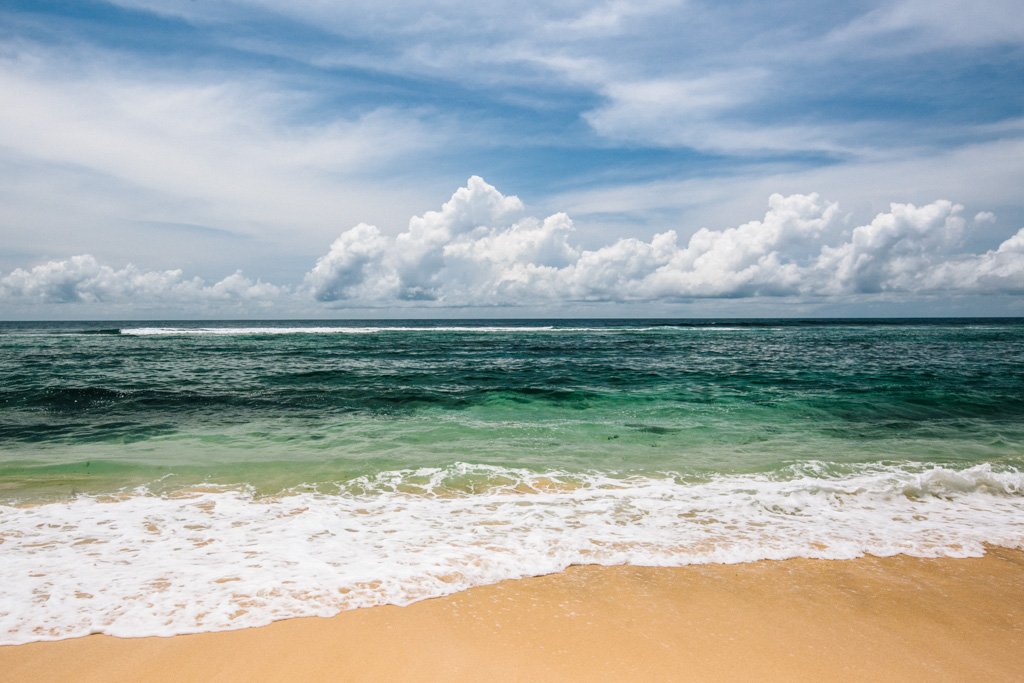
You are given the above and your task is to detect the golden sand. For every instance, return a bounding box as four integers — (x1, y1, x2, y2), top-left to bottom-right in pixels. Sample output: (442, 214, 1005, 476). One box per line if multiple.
(2, 548, 1023, 682)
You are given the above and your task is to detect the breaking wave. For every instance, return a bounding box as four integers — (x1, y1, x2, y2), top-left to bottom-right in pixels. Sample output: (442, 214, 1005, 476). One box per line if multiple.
(2, 461, 1022, 645)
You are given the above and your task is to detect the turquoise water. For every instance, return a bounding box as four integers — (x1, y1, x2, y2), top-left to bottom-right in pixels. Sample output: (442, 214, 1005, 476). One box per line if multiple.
(2, 319, 1022, 498)
(2, 319, 1023, 643)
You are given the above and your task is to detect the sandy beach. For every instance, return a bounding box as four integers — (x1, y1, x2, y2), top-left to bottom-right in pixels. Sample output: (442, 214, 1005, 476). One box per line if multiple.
(2, 547, 1022, 682)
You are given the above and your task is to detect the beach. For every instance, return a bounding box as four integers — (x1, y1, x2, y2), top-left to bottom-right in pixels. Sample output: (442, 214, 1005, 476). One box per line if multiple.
(2, 321, 1023, 675)
(4, 0, 1024, 672)
(2, 548, 1022, 682)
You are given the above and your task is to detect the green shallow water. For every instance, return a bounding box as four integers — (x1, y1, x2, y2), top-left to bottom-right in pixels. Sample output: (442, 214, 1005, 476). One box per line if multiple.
(1, 319, 1023, 500)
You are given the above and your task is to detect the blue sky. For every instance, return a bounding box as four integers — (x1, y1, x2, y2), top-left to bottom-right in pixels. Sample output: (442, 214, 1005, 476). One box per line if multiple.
(1, 0, 1022, 318)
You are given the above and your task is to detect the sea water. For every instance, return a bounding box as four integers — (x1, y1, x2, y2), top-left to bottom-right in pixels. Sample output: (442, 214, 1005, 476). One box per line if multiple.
(1, 319, 1022, 643)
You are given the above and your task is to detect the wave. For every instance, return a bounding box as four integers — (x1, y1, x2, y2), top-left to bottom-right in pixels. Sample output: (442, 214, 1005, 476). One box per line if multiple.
(116, 325, 765, 336)
(119, 325, 649, 335)
(122, 327, 557, 335)
(1, 461, 1022, 644)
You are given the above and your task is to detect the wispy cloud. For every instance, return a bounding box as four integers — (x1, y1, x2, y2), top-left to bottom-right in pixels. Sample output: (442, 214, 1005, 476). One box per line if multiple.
(98, 0, 1024, 160)
(824, 0, 1024, 52)
(0, 44, 442, 226)
(0, 37, 456, 280)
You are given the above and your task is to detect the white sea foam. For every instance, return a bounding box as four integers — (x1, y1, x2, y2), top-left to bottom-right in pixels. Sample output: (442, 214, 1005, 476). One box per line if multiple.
(118, 325, 754, 335)
(120, 326, 560, 335)
(2, 462, 1022, 645)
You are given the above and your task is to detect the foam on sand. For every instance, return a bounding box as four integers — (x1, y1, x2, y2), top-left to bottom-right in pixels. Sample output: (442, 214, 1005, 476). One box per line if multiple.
(5, 551, 1023, 681)
(1, 462, 1022, 644)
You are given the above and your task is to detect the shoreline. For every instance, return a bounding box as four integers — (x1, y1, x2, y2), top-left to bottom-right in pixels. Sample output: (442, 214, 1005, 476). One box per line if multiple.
(3, 548, 1023, 682)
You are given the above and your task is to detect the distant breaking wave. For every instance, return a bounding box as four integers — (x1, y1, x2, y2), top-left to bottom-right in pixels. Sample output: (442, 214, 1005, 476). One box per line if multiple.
(122, 326, 559, 335)
(2, 461, 1022, 645)
(118, 325, 750, 336)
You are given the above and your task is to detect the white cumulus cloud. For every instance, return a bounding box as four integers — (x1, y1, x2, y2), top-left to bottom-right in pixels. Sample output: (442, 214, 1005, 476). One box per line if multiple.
(4, 178, 1022, 314)
(0, 255, 284, 306)
(305, 177, 1024, 306)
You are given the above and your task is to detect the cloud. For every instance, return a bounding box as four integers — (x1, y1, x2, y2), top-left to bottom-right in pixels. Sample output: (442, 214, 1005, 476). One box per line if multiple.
(117, 0, 1024, 157)
(4, 177, 1023, 314)
(0, 41, 452, 281)
(305, 176, 544, 301)
(815, 200, 966, 294)
(547, 136, 1024, 254)
(546, 0, 681, 37)
(305, 177, 1024, 306)
(0, 49, 435, 212)
(825, 0, 1024, 52)
(99, 0, 1021, 160)
(4, 1, 1022, 277)
(0, 255, 284, 306)
(305, 223, 391, 302)
(582, 71, 866, 154)
(923, 228, 1024, 294)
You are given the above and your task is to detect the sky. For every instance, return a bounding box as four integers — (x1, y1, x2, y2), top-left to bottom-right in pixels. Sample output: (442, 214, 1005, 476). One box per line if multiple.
(1, 0, 1022, 319)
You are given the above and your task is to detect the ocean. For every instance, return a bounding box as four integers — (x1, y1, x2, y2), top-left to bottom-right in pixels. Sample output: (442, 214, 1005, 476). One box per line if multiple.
(2, 319, 1023, 644)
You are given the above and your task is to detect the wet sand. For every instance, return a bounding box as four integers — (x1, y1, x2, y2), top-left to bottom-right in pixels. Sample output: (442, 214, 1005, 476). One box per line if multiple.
(2, 548, 1023, 682)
